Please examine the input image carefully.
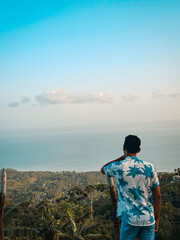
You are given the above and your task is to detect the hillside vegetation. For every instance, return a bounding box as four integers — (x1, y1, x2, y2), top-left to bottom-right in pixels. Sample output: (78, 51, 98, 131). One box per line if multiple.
(4, 169, 107, 203)
(1, 168, 180, 240)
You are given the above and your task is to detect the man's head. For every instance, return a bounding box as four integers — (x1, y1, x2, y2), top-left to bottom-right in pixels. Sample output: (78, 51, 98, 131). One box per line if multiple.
(123, 135, 141, 154)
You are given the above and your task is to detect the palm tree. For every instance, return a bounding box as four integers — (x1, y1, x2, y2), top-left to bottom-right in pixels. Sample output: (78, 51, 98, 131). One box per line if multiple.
(85, 184, 109, 219)
(65, 207, 102, 240)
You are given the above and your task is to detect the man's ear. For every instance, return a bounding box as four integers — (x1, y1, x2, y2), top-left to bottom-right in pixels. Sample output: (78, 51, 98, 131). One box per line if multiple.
(137, 148, 141, 153)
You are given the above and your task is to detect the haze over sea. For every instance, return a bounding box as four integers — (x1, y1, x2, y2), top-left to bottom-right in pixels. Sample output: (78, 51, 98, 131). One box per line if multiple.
(0, 124, 179, 173)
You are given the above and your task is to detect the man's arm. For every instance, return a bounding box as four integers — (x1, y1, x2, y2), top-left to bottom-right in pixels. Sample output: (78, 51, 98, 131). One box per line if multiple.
(101, 155, 125, 174)
(152, 185, 161, 232)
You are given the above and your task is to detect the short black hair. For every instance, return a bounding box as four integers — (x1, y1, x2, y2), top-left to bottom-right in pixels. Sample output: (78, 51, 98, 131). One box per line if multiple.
(124, 135, 141, 153)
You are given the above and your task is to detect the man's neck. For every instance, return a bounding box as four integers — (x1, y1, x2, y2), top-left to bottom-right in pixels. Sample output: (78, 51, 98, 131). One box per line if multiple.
(127, 153, 137, 157)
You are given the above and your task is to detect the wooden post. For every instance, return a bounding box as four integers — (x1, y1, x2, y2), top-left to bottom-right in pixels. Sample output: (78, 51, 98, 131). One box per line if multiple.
(0, 169, 7, 240)
(107, 176, 120, 240)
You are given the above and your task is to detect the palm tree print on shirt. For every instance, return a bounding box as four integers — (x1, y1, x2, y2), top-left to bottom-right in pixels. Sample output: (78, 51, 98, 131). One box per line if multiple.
(128, 186, 144, 202)
(141, 165, 154, 179)
(127, 166, 143, 178)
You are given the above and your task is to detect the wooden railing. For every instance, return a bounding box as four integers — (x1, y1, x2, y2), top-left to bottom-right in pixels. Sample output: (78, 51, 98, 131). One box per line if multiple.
(106, 176, 120, 240)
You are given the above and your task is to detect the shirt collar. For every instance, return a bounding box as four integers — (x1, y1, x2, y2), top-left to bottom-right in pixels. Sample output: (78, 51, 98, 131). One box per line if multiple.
(125, 156, 138, 160)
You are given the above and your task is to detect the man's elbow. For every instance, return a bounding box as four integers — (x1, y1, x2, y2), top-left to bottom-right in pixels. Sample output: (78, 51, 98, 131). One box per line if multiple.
(101, 167, 105, 175)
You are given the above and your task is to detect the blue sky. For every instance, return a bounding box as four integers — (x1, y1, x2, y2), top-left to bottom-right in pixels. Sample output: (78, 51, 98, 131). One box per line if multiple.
(0, 0, 180, 130)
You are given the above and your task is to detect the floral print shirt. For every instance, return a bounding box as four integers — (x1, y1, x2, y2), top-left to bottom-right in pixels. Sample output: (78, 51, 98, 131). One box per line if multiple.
(104, 156, 159, 226)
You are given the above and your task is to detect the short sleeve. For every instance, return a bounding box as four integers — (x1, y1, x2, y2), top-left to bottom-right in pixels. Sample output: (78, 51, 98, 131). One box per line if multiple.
(104, 162, 116, 178)
(151, 165, 159, 189)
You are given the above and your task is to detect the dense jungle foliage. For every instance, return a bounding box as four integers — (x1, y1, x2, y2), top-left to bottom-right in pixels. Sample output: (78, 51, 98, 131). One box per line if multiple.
(1, 168, 180, 240)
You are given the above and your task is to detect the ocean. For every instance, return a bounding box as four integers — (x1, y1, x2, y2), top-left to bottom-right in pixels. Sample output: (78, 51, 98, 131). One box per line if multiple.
(0, 126, 179, 172)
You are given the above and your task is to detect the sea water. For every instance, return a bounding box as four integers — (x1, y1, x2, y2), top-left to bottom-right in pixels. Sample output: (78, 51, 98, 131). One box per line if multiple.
(0, 126, 179, 172)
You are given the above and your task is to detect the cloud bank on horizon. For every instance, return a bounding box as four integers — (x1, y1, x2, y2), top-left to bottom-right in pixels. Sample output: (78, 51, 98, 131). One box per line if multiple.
(8, 87, 112, 107)
(35, 87, 112, 105)
(7, 87, 180, 107)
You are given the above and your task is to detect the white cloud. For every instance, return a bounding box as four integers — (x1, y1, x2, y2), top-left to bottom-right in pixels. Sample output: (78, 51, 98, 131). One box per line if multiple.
(35, 87, 112, 105)
(169, 93, 180, 98)
(8, 96, 30, 107)
(21, 96, 30, 104)
(151, 91, 164, 98)
(122, 94, 139, 102)
(8, 102, 20, 107)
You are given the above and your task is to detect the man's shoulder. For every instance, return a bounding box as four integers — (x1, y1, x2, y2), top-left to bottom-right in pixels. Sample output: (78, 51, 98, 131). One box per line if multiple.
(105, 160, 123, 171)
(141, 160, 155, 168)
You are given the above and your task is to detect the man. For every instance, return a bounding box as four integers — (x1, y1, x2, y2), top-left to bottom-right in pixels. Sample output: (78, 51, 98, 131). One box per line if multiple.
(101, 135, 161, 240)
